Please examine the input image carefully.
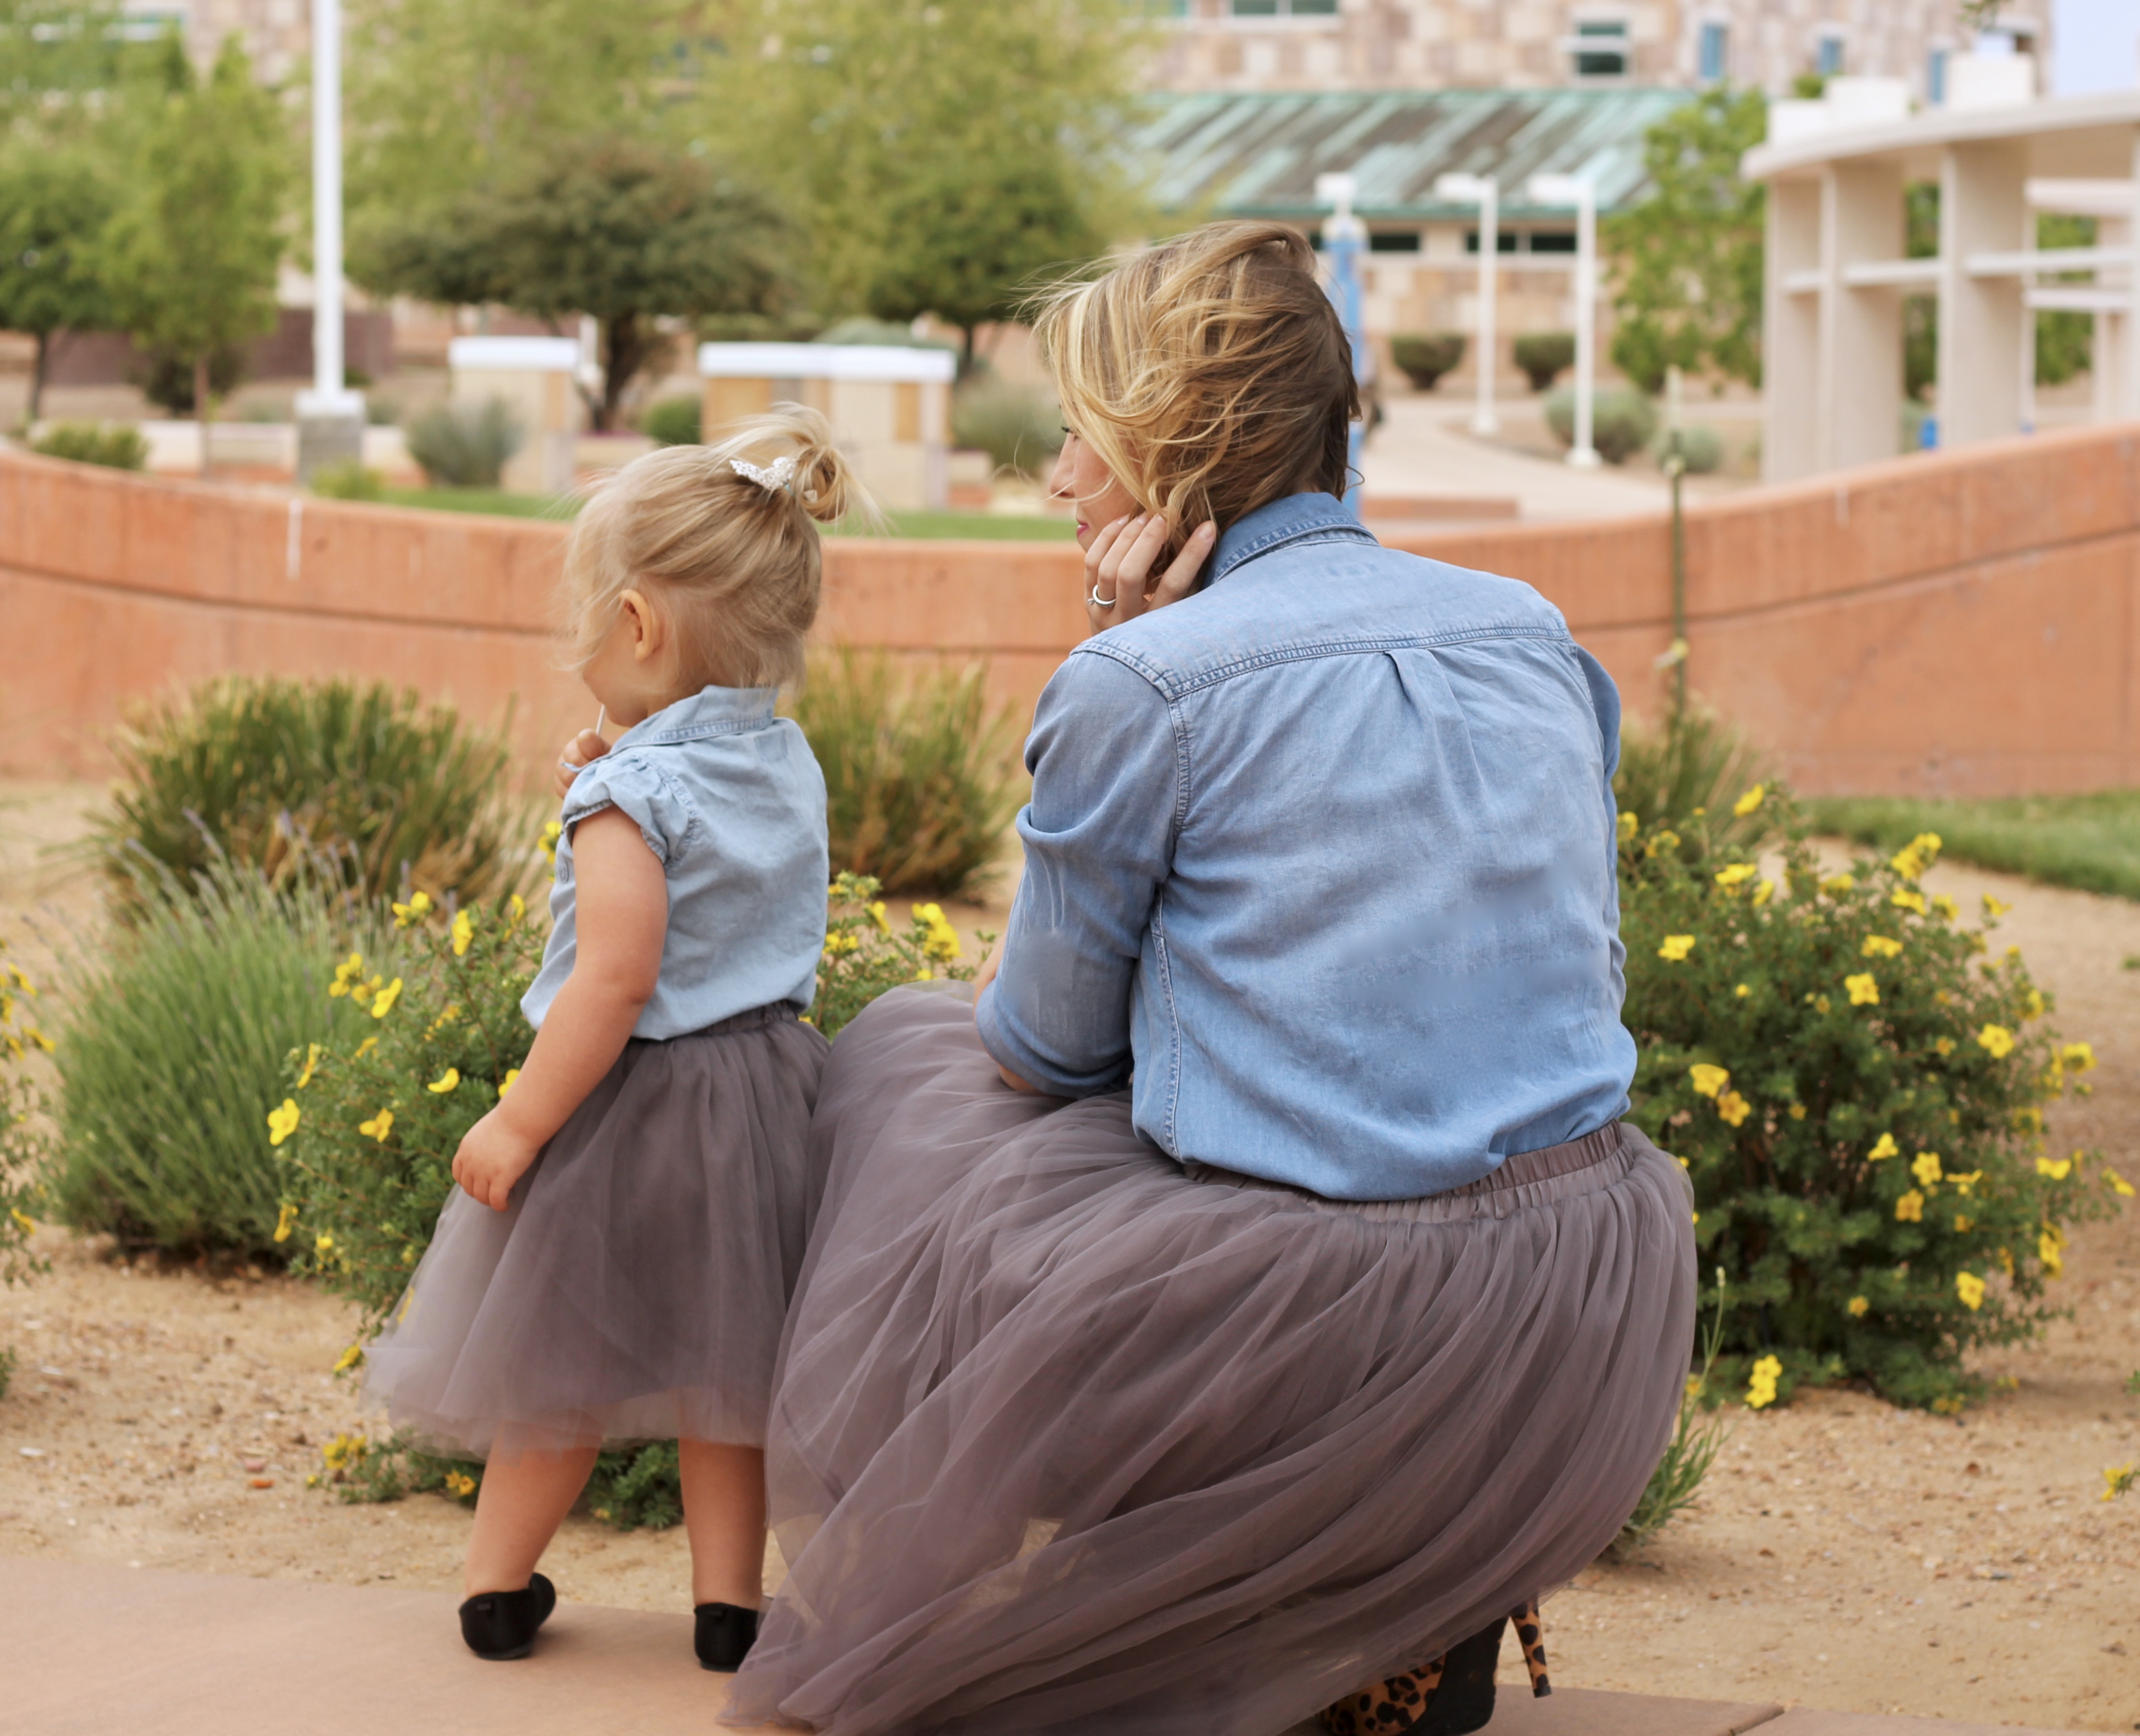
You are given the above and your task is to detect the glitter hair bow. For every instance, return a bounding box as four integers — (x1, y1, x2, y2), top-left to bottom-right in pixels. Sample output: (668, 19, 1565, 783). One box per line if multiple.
(731, 455, 797, 492)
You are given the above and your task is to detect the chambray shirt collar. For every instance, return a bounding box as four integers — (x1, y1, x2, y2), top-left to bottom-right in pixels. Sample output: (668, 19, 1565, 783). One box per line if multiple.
(612, 684, 780, 750)
(1207, 491, 1376, 587)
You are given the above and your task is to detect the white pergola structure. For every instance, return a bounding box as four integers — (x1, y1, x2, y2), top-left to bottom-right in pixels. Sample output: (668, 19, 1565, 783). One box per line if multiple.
(1744, 91, 2140, 484)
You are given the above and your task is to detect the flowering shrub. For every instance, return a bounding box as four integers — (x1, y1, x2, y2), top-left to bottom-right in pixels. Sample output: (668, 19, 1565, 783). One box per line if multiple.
(1, 936, 56, 1399)
(1619, 789, 2127, 1411)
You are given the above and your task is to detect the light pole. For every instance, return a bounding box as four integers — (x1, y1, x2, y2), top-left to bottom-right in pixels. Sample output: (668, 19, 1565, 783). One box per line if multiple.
(1433, 172, 1499, 437)
(296, 0, 365, 483)
(1315, 171, 1368, 507)
(1526, 172, 1600, 469)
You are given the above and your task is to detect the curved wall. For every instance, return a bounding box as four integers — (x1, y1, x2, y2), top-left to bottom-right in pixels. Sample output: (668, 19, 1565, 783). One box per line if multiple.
(4, 424, 2137, 796)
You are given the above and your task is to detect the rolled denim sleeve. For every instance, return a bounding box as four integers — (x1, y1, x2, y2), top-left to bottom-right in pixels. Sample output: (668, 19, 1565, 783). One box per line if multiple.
(975, 649, 1180, 1097)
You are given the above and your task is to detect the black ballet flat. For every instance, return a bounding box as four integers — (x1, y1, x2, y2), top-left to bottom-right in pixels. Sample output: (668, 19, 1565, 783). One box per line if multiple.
(694, 1600, 760, 1672)
(458, 1571, 557, 1661)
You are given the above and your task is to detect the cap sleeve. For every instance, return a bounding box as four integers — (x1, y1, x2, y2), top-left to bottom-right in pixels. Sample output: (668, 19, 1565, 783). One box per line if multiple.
(560, 753, 695, 868)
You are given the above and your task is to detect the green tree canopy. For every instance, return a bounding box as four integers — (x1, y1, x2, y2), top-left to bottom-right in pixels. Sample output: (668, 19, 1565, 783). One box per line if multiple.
(0, 0, 123, 134)
(1604, 87, 1767, 393)
(358, 137, 796, 429)
(0, 143, 116, 422)
(99, 35, 292, 461)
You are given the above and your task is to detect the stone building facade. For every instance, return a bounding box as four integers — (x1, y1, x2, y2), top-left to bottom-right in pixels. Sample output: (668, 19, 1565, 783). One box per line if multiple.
(1151, 2, 2050, 103)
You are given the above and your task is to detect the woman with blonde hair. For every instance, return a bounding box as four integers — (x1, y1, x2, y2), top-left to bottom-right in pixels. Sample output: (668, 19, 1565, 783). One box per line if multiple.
(727, 224, 1694, 1735)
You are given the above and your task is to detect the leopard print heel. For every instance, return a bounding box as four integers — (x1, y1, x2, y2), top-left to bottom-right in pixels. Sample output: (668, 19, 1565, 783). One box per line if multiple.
(1319, 1600, 1549, 1734)
(1511, 1599, 1551, 1697)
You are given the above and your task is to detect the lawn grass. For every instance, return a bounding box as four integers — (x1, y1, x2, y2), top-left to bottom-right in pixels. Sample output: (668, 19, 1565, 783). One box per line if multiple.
(1807, 791, 2140, 901)
(373, 486, 1073, 541)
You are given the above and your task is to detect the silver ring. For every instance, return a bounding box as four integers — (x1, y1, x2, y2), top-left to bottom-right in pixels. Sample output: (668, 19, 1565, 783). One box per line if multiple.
(1088, 585, 1117, 608)
(557, 758, 583, 774)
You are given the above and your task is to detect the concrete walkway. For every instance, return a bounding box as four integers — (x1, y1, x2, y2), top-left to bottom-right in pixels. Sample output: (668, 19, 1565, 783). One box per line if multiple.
(0, 1557, 2097, 1735)
(1359, 394, 1676, 521)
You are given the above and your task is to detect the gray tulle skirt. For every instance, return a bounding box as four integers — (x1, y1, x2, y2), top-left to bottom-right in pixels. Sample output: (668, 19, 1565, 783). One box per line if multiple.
(363, 1003, 829, 1460)
(727, 987, 1696, 1736)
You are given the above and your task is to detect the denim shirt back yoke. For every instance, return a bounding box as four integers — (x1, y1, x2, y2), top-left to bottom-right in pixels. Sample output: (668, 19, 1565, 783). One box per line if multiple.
(975, 490, 1636, 1202)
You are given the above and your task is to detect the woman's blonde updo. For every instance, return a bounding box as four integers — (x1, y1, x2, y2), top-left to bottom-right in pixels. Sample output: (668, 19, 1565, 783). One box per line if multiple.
(562, 404, 872, 691)
(1031, 221, 1359, 533)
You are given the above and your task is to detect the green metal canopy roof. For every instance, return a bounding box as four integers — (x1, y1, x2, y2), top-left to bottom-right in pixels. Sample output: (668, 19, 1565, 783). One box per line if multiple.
(1130, 87, 1696, 221)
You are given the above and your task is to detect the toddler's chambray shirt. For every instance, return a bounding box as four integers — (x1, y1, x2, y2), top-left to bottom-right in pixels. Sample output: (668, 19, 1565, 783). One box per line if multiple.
(522, 685, 828, 1040)
(974, 490, 1636, 1202)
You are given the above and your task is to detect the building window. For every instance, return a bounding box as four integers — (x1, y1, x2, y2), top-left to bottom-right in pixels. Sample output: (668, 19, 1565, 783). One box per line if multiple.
(1369, 231, 1422, 253)
(1569, 19, 1630, 79)
(1698, 20, 1728, 82)
(1464, 231, 1519, 254)
(1927, 44, 1948, 103)
(1816, 29, 1846, 76)
(1529, 231, 1578, 254)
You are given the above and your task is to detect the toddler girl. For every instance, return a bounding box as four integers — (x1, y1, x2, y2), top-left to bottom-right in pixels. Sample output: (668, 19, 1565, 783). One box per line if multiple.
(364, 408, 863, 1671)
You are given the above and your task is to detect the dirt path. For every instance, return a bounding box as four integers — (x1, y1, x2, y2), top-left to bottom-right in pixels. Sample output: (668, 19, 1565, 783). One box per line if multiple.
(2, 786, 2135, 1727)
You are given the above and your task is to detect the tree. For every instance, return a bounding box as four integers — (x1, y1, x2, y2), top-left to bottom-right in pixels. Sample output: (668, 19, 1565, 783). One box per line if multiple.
(700, 0, 1148, 322)
(359, 137, 796, 429)
(0, 0, 123, 134)
(99, 35, 291, 472)
(1604, 87, 1767, 392)
(0, 145, 116, 424)
(864, 150, 1101, 373)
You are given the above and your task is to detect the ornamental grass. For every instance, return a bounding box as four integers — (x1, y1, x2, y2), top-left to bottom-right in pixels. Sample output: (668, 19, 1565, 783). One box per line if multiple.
(1620, 788, 2127, 1412)
(92, 676, 529, 915)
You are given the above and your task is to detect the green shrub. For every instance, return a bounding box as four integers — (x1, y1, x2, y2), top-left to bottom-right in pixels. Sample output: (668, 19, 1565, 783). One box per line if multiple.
(1544, 386, 1657, 464)
(1619, 790, 2126, 1411)
(789, 650, 1024, 897)
(91, 675, 525, 910)
(309, 460, 386, 501)
(1805, 791, 2140, 903)
(1658, 424, 1724, 475)
(405, 399, 524, 489)
(1513, 331, 1575, 392)
(1389, 333, 1466, 391)
(31, 422, 150, 470)
(1614, 707, 1771, 850)
(2, 934, 55, 1394)
(950, 377, 1063, 479)
(1617, 1268, 1730, 1554)
(639, 396, 702, 446)
(47, 860, 383, 1256)
(287, 867, 986, 1526)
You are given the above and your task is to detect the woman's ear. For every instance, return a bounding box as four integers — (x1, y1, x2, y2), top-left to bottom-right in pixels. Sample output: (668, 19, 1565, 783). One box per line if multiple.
(618, 588, 666, 667)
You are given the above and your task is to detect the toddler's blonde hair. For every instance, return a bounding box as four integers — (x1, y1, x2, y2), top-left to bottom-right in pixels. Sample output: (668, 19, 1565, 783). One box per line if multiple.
(562, 405, 871, 691)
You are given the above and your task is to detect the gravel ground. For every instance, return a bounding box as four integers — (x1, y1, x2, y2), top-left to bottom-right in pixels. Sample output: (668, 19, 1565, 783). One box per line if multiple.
(2, 782, 2135, 1728)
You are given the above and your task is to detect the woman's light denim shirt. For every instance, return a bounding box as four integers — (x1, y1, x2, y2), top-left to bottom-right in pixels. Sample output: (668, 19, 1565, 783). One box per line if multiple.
(975, 491, 1636, 1202)
(523, 686, 828, 1040)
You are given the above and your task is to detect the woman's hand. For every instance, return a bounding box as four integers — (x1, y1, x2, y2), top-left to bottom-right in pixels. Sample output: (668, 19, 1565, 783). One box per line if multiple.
(452, 1108, 542, 1212)
(1084, 515, 1218, 636)
(552, 727, 612, 800)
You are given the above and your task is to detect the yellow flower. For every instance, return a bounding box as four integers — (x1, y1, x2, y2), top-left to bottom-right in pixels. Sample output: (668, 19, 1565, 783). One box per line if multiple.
(294, 1043, 322, 1090)
(334, 1343, 364, 1373)
(1861, 934, 1903, 959)
(1955, 1271, 1986, 1312)
(1714, 862, 1758, 889)
(1982, 893, 2010, 918)
(1688, 1063, 1730, 1099)
(912, 965, 933, 981)
(2060, 1042, 2096, 1073)
(1847, 1295, 1870, 1318)
(321, 1433, 364, 1471)
(1734, 983, 1751, 998)
(328, 951, 364, 998)
(1867, 1132, 1899, 1161)
(391, 891, 433, 927)
(426, 1067, 460, 1095)
(2106, 1167, 2136, 1198)
(273, 1202, 298, 1244)
(9, 1207, 37, 1237)
(2036, 1154, 2072, 1181)
(824, 931, 860, 957)
(370, 977, 404, 1019)
(1930, 893, 1959, 921)
(266, 1098, 301, 1148)
(315, 1232, 335, 1256)
(1820, 873, 1856, 894)
(1997, 1245, 2014, 1277)
(499, 1068, 520, 1097)
(349, 974, 380, 1009)
(1891, 888, 1928, 916)
(2038, 1223, 2067, 1276)
(352, 1036, 378, 1060)
(1950, 1169, 1982, 1196)
(1912, 1150, 1943, 1187)
(869, 901, 892, 937)
(1895, 1190, 1925, 1222)
(1933, 1036, 1956, 1058)
(1745, 1353, 1782, 1409)
(1844, 972, 1880, 1006)
(5, 962, 36, 996)
(446, 1471, 477, 1498)
(2020, 987, 2045, 1022)
(1788, 1103, 1808, 1120)
(1976, 1024, 2015, 1059)
(1643, 828, 1682, 859)
(452, 909, 474, 957)
(1716, 1090, 1752, 1128)
(21, 1024, 54, 1053)
(914, 902, 963, 962)
(1814, 995, 1832, 1014)
(508, 892, 527, 923)
(1953, 1214, 1974, 1233)
(539, 819, 563, 865)
(2103, 1463, 2137, 1503)
(359, 1108, 394, 1142)
(1617, 811, 1639, 843)
(1732, 783, 1766, 817)
(1750, 878, 1776, 907)
(1657, 934, 1696, 962)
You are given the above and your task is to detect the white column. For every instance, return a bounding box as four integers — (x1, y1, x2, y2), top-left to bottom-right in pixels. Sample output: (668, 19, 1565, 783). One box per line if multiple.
(1764, 176, 1822, 483)
(1434, 173, 1500, 436)
(1818, 161, 1905, 472)
(296, 0, 364, 480)
(1528, 173, 1598, 467)
(2126, 132, 2140, 424)
(1936, 140, 2028, 450)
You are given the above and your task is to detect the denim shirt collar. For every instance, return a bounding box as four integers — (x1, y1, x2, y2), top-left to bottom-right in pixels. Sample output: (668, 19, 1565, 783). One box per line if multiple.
(1207, 492, 1376, 587)
(614, 684, 780, 749)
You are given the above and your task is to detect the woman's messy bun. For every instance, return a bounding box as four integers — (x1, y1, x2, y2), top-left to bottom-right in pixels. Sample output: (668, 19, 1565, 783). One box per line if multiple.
(561, 405, 879, 691)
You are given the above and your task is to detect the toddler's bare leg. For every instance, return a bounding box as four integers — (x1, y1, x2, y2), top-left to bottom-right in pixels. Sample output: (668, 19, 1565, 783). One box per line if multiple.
(678, 1440, 767, 1607)
(464, 1446, 599, 1596)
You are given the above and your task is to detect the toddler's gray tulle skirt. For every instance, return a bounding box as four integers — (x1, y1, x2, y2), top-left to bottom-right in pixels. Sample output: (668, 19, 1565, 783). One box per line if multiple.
(727, 988, 1696, 1736)
(363, 1003, 829, 1460)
